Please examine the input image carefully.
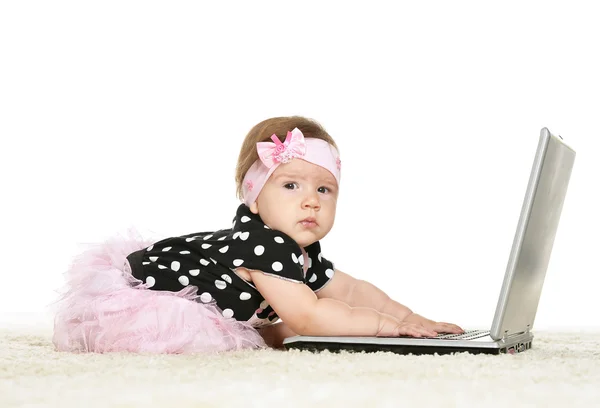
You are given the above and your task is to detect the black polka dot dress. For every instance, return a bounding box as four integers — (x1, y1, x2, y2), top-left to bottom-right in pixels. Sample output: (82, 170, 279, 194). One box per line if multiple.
(125, 204, 336, 327)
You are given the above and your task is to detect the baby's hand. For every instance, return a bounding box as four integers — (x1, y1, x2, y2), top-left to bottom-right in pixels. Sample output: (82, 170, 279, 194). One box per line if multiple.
(425, 321, 464, 334)
(404, 313, 464, 335)
(377, 316, 437, 338)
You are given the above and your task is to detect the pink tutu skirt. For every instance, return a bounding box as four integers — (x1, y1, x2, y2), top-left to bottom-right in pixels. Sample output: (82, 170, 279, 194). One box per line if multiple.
(52, 230, 267, 354)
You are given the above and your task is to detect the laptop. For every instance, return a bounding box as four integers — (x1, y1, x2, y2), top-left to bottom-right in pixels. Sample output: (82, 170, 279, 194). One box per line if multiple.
(284, 128, 576, 355)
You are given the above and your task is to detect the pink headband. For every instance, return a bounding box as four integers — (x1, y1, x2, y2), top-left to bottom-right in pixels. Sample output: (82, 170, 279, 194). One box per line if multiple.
(242, 128, 341, 206)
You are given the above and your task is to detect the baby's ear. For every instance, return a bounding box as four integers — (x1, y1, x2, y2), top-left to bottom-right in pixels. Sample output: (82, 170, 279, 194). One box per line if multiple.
(249, 201, 259, 214)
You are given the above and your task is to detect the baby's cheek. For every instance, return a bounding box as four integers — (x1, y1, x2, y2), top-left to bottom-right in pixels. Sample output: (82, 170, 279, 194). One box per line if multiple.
(321, 197, 338, 211)
(320, 192, 338, 203)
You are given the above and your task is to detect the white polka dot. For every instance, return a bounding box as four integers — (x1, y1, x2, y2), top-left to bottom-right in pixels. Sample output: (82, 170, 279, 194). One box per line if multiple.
(325, 268, 334, 278)
(308, 257, 312, 268)
(254, 245, 265, 256)
(298, 256, 304, 266)
(272, 261, 283, 272)
(239, 292, 251, 301)
(264, 225, 270, 229)
(309, 273, 317, 283)
(222, 309, 234, 318)
(146, 276, 156, 287)
(171, 261, 180, 272)
(215, 280, 227, 290)
(291, 253, 298, 263)
(146, 245, 153, 251)
(318, 252, 322, 262)
(158, 264, 167, 269)
(142, 262, 150, 265)
(179, 250, 190, 255)
(218, 236, 227, 241)
(200, 292, 212, 303)
(221, 274, 232, 284)
(162, 247, 172, 252)
(203, 234, 213, 240)
(241, 216, 251, 223)
(178, 275, 190, 286)
(219, 245, 229, 253)
(189, 269, 200, 276)
(185, 237, 197, 242)
(260, 300, 269, 309)
(233, 259, 244, 267)
(233, 231, 241, 239)
(201, 243, 212, 249)
(149, 256, 158, 262)
(274, 236, 284, 244)
(240, 231, 250, 241)
(200, 258, 210, 266)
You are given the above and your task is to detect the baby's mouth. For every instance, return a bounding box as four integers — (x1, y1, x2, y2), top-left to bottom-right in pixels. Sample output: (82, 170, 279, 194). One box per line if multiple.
(299, 218, 318, 228)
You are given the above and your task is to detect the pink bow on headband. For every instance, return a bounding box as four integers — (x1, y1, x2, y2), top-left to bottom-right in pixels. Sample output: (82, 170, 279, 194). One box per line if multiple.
(257, 128, 306, 168)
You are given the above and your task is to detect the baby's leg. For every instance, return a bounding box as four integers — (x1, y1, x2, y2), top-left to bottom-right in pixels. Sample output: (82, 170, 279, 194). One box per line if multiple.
(258, 322, 297, 349)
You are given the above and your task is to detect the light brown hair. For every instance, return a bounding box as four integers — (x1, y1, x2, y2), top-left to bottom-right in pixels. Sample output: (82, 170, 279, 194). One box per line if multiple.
(235, 116, 338, 200)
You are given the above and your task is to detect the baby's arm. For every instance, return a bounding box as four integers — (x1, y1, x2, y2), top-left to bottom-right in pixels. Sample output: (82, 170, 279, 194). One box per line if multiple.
(318, 268, 464, 335)
(244, 268, 436, 338)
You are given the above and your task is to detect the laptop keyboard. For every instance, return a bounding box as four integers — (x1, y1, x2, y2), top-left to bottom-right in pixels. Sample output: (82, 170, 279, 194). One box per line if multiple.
(430, 329, 490, 340)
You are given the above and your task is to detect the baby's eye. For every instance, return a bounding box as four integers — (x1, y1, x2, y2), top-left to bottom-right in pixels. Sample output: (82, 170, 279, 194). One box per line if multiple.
(284, 183, 298, 190)
(318, 186, 330, 194)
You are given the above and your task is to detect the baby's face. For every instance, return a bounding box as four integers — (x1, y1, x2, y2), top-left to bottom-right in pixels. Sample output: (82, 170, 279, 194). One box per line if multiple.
(250, 159, 338, 248)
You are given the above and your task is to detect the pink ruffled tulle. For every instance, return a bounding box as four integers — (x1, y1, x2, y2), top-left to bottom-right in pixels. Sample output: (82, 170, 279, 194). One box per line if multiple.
(52, 230, 267, 354)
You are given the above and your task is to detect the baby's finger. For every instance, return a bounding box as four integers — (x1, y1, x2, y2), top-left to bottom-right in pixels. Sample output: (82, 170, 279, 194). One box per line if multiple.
(407, 324, 437, 337)
(442, 323, 464, 333)
(433, 323, 463, 333)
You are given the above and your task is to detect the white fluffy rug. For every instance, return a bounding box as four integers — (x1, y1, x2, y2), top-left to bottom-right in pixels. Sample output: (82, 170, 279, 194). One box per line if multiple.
(2, 328, 600, 407)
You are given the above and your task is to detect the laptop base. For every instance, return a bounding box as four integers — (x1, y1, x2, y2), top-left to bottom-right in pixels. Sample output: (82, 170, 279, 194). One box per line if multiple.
(283, 337, 533, 356)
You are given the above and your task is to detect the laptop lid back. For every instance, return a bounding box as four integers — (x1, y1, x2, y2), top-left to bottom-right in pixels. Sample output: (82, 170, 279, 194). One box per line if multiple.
(490, 128, 576, 340)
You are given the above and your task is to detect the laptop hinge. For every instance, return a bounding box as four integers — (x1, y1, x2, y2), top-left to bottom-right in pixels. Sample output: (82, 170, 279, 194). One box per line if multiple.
(502, 325, 531, 341)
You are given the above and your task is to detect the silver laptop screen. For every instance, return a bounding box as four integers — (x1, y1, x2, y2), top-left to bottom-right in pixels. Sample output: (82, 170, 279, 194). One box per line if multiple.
(491, 128, 576, 339)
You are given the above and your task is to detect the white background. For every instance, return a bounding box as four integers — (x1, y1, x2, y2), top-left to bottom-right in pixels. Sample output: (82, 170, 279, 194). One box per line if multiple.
(1, 1, 598, 330)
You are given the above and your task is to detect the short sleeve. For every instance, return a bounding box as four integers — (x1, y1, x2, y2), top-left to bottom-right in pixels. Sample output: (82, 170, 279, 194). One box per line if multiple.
(303, 241, 336, 292)
(222, 228, 305, 283)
